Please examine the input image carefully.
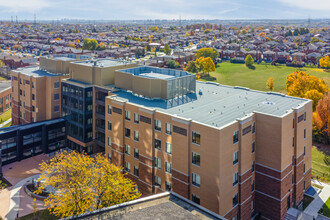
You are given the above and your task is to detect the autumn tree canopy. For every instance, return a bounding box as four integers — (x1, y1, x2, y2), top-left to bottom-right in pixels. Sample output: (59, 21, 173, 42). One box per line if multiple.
(164, 44, 171, 55)
(195, 48, 219, 62)
(286, 71, 328, 110)
(266, 77, 274, 91)
(319, 55, 330, 68)
(82, 38, 99, 51)
(313, 93, 330, 144)
(37, 151, 140, 218)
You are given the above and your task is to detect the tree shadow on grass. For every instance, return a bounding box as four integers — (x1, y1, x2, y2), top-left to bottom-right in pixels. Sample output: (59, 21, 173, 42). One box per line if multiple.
(247, 65, 256, 70)
(200, 75, 216, 81)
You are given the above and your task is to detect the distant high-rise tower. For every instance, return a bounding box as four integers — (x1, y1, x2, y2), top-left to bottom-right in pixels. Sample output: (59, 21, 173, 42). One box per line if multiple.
(34, 13, 37, 25)
(11, 16, 13, 24)
(16, 16, 18, 23)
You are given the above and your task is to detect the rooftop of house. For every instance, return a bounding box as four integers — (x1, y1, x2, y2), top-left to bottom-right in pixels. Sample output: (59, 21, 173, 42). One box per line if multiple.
(72, 58, 132, 68)
(110, 81, 309, 128)
(118, 66, 192, 80)
(13, 66, 65, 77)
(0, 81, 12, 92)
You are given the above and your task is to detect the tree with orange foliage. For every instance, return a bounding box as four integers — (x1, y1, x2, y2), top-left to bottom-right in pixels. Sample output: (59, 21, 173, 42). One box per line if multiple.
(286, 71, 328, 110)
(36, 151, 140, 218)
(319, 55, 330, 68)
(259, 32, 266, 37)
(313, 93, 330, 144)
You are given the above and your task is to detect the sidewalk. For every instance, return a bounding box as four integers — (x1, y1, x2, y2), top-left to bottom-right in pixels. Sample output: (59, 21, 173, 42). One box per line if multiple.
(5, 174, 41, 220)
(0, 118, 11, 128)
(304, 179, 330, 218)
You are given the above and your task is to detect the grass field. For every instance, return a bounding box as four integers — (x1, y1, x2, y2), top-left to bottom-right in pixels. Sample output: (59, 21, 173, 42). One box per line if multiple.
(312, 146, 330, 183)
(0, 108, 11, 123)
(202, 62, 330, 92)
(319, 197, 330, 217)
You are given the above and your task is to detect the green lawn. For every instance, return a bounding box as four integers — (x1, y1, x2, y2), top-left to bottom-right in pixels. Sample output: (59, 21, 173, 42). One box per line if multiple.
(202, 62, 330, 92)
(319, 197, 330, 217)
(312, 146, 330, 183)
(18, 209, 57, 220)
(0, 108, 11, 123)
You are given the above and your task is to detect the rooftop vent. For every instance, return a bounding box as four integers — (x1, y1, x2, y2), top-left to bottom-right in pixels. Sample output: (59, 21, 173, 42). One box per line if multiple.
(263, 101, 275, 106)
(199, 89, 203, 95)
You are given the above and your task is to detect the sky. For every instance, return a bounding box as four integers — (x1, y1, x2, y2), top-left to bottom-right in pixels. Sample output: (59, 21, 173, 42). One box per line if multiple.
(0, 0, 329, 21)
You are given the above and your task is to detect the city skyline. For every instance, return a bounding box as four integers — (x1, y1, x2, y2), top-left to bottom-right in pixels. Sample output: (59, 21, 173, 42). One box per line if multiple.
(0, 0, 329, 21)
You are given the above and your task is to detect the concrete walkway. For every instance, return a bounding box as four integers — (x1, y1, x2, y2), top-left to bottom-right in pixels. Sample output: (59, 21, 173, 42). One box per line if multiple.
(0, 118, 11, 128)
(5, 174, 40, 220)
(304, 179, 330, 218)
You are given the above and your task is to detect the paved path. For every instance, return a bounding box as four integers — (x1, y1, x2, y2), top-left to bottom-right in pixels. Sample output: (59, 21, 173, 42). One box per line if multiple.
(5, 174, 40, 220)
(0, 118, 11, 128)
(304, 180, 330, 218)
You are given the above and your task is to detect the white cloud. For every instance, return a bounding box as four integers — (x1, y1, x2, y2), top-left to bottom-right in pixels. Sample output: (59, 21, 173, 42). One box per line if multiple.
(277, 0, 330, 11)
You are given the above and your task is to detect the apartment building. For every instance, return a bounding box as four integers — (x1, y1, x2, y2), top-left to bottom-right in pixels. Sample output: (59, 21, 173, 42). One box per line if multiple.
(11, 54, 88, 125)
(0, 81, 12, 115)
(104, 67, 312, 220)
(62, 59, 137, 154)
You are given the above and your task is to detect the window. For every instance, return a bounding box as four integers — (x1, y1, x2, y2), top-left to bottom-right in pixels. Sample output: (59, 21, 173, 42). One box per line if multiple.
(192, 131, 200, 145)
(233, 151, 238, 165)
(54, 82, 60, 89)
(32, 106, 35, 112)
(304, 112, 306, 121)
(233, 172, 238, 186)
(304, 164, 305, 173)
(251, 200, 254, 211)
(54, 93, 59, 100)
(251, 180, 255, 191)
(54, 105, 60, 112)
(134, 148, 139, 159)
(292, 137, 294, 147)
(125, 161, 130, 172)
(20, 79, 22, 84)
(252, 161, 255, 172)
(108, 121, 112, 131)
(304, 129, 306, 139)
(192, 152, 200, 166)
(87, 104, 92, 111)
(87, 91, 93, 97)
(233, 193, 238, 207)
(192, 173, 200, 187)
(124, 144, 130, 155)
(293, 119, 295, 128)
(125, 128, 131, 138)
(134, 113, 139, 123)
(166, 142, 172, 154)
(87, 118, 92, 125)
(232, 216, 237, 220)
(108, 137, 112, 146)
(108, 153, 111, 162)
(125, 110, 131, 120)
(165, 162, 172, 173)
(32, 82, 35, 88)
(252, 142, 255, 153)
(166, 123, 172, 135)
(192, 194, 200, 205)
(20, 89, 22, 96)
(166, 181, 172, 191)
(304, 146, 306, 156)
(155, 139, 161, 150)
(134, 166, 139, 177)
(155, 157, 161, 169)
(87, 132, 93, 138)
(155, 119, 161, 131)
(233, 130, 239, 144)
(154, 176, 161, 187)
(252, 122, 255, 134)
(32, 94, 35, 100)
(134, 130, 139, 141)
(108, 105, 112, 114)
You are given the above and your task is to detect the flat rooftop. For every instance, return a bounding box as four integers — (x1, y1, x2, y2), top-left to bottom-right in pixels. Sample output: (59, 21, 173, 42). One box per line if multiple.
(111, 81, 309, 128)
(0, 81, 11, 91)
(120, 66, 192, 80)
(73, 59, 132, 68)
(52, 57, 76, 61)
(13, 66, 65, 77)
